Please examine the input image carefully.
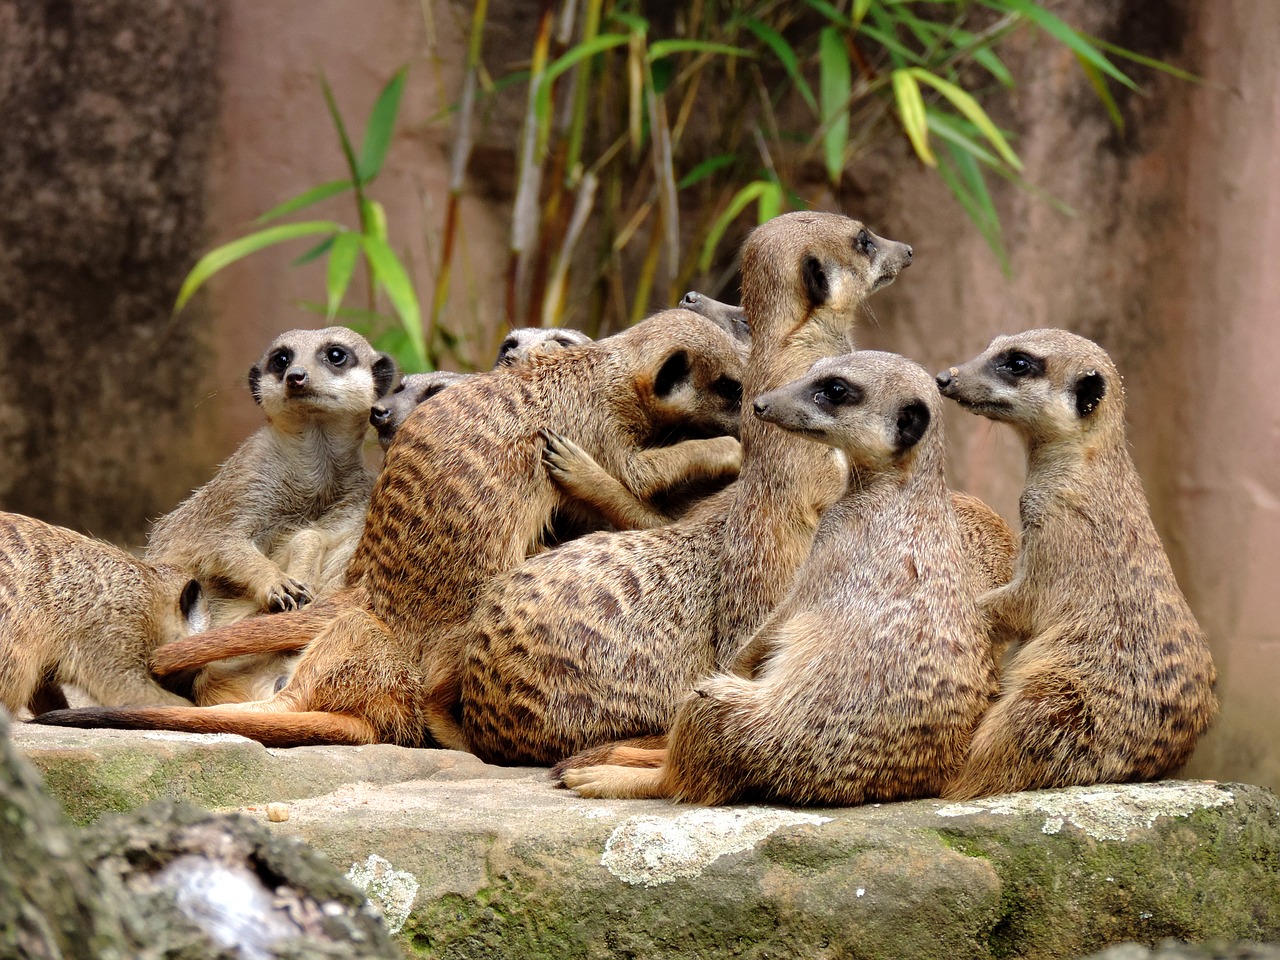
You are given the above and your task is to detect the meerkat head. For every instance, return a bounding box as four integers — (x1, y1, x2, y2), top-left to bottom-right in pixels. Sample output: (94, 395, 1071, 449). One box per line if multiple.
(494, 327, 593, 368)
(248, 326, 397, 429)
(678, 290, 751, 347)
(618, 308, 746, 440)
(739, 212, 913, 344)
(935, 328, 1123, 448)
(370, 370, 471, 450)
(753, 350, 941, 474)
(150, 568, 210, 645)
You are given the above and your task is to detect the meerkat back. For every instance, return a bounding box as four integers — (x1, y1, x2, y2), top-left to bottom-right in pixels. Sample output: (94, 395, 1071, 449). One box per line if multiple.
(0, 511, 207, 714)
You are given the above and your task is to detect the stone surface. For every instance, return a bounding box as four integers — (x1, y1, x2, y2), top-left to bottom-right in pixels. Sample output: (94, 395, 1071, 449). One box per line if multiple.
(1, 715, 401, 959)
(13, 724, 1280, 959)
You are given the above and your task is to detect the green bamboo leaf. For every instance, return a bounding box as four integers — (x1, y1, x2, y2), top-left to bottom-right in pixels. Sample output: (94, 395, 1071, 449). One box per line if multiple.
(926, 109, 1001, 167)
(609, 11, 647, 32)
(361, 235, 425, 369)
(907, 68, 1021, 170)
(972, 45, 1015, 88)
(293, 235, 336, 267)
(856, 22, 920, 67)
(677, 154, 737, 190)
(699, 181, 773, 272)
(325, 232, 361, 321)
(646, 39, 754, 61)
(357, 67, 407, 184)
(852, 0, 872, 26)
(320, 73, 362, 185)
(993, 0, 1137, 91)
(174, 221, 343, 314)
(891, 69, 936, 167)
(1088, 35, 1201, 83)
(741, 18, 817, 115)
(254, 179, 353, 225)
(362, 199, 388, 242)
(802, 0, 851, 29)
(819, 27, 851, 184)
(757, 182, 783, 223)
(1076, 54, 1124, 131)
(535, 34, 631, 134)
(937, 142, 1009, 274)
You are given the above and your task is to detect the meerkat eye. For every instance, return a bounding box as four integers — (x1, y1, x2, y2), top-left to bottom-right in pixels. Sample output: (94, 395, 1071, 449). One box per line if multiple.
(267, 349, 291, 374)
(854, 229, 875, 257)
(815, 378, 860, 408)
(325, 346, 350, 367)
(710, 376, 742, 404)
(998, 351, 1042, 378)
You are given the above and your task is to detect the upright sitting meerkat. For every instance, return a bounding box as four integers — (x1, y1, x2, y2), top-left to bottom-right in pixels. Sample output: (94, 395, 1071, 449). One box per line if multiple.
(935, 328, 1218, 798)
(562, 352, 996, 803)
(457, 213, 914, 765)
(38, 309, 748, 746)
(146, 327, 396, 618)
(494, 326, 592, 367)
(370, 371, 470, 451)
(0, 512, 208, 715)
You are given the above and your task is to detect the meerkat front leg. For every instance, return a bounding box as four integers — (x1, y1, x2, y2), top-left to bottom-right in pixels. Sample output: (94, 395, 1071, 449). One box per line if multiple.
(541, 429, 674, 530)
(626, 435, 742, 498)
(212, 542, 313, 613)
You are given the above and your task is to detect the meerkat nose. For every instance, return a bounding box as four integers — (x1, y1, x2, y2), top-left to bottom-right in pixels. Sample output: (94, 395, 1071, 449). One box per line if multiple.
(369, 405, 391, 427)
(752, 398, 770, 417)
(935, 369, 954, 391)
(904, 244, 913, 262)
(285, 367, 308, 388)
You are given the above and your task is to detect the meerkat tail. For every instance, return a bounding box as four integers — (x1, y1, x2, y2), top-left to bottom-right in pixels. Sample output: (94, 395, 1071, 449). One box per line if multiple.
(550, 735, 669, 780)
(560, 764, 670, 799)
(29, 705, 379, 747)
(149, 603, 341, 676)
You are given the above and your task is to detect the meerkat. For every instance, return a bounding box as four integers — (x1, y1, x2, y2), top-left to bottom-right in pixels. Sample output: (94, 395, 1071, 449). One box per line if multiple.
(494, 326, 592, 367)
(456, 213, 914, 766)
(36, 308, 749, 746)
(370, 371, 470, 451)
(562, 352, 997, 803)
(679, 290, 750, 345)
(0, 512, 208, 715)
(934, 329, 1218, 799)
(146, 327, 396, 620)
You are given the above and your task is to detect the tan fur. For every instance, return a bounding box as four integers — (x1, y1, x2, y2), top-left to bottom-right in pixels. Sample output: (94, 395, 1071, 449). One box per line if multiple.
(370, 371, 470, 451)
(562, 352, 996, 804)
(146, 327, 395, 619)
(679, 291, 751, 346)
(0, 512, 207, 714)
(494, 326, 592, 368)
(936, 329, 1218, 799)
(37, 310, 746, 746)
(459, 213, 913, 766)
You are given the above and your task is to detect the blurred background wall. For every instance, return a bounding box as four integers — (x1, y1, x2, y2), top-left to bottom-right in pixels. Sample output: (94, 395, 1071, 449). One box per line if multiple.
(0, 0, 1275, 788)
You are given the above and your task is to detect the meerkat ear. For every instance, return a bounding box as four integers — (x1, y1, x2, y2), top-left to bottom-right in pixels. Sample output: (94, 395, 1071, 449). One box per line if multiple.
(654, 350, 691, 397)
(248, 365, 263, 405)
(895, 401, 931, 452)
(372, 354, 398, 398)
(802, 256, 830, 308)
(1074, 370, 1106, 418)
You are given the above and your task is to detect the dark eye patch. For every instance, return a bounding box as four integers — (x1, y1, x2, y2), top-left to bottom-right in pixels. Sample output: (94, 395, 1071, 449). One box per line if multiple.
(267, 349, 292, 375)
(993, 350, 1044, 381)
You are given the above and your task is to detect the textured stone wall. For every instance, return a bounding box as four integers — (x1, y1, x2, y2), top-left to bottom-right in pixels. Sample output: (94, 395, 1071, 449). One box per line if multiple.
(0, 0, 221, 545)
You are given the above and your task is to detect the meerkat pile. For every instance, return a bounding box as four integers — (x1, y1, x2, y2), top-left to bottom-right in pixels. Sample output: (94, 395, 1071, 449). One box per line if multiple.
(19, 211, 1215, 805)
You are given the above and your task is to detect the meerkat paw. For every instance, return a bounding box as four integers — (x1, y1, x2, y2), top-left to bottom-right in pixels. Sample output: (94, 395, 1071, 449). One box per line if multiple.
(539, 429, 596, 487)
(561, 764, 668, 799)
(263, 577, 313, 613)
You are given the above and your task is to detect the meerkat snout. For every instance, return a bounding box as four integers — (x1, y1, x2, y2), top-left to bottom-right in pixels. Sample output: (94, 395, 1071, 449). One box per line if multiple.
(935, 368, 956, 391)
